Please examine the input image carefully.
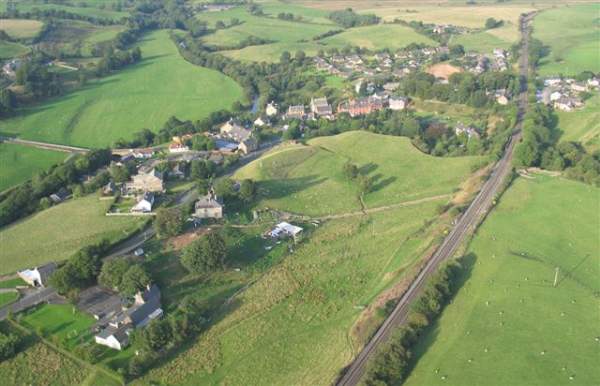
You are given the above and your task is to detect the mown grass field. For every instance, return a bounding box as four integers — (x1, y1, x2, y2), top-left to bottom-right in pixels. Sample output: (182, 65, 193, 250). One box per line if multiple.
(235, 131, 481, 216)
(0, 19, 43, 39)
(0, 39, 29, 58)
(557, 94, 600, 151)
(21, 304, 95, 350)
(137, 200, 445, 386)
(0, 194, 143, 275)
(0, 143, 67, 192)
(322, 24, 437, 50)
(404, 175, 600, 386)
(1, 30, 244, 147)
(2, 0, 129, 21)
(534, 4, 600, 76)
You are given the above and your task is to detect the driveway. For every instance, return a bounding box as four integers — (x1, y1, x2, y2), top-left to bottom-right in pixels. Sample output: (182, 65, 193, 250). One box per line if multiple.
(0, 286, 59, 321)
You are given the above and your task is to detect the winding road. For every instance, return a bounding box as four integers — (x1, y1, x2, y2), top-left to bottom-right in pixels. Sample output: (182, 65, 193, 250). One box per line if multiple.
(336, 12, 535, 386)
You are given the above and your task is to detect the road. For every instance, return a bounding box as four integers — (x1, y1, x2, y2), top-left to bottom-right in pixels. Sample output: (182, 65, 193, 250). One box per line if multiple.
(0, 287, 58, 321)
(0, 136, 90, 153)
(336, 12, 535, 386)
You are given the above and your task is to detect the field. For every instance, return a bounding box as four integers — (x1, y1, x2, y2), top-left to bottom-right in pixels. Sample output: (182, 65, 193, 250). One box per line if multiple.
(235, 131, 481, 216)
(322, 24, 437, 50)
(0, 143, 67, 192)
(137, 200, 446, 385)
(1, 30, 244, 147)
(0, 19, 43, 39)
(451, 27, 515, 53)
(21, 304, 95, 350)
(557, 94, 600, 151)
(2, 0, 129, 21)
(534, 4, 600, 76)
(0, 39, 29, 58)
(404, 175, 600, 386)
(0, 194, 143, 275)
(0, 291, 18, 307)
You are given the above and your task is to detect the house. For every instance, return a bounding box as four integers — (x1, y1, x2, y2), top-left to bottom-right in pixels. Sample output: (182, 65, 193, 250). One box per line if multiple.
(455, 123, 480, 139)
(544, 78, 562, 87)
(95, 284, 163, 350)
(103, 181, 117, 196)
(238, 137, 258, 155)
(193, 192, 223, 219)
(383, 82, 400, 91)
(389, 96, 408, 110)
(269, 222, 303, 243)
(266, 101, 278, 117)
(208, 152, 225, 165)
(215, 139, 239, 153)
(131, 192, 155, 213)
(168, 143, 190, 153)
(550, 91, 563, 101)
(337, 97, 384, 117)
(496, 94, 509, 105)
(17, 262, 57, 287)
(131, 148, 155, 159)
(570, 82, 587, 92)
(254, 117, 266, 127)
(554, 96, 582, 112)
(310, 97, 333, 118)
(220, 119, 252, 142)
(586, 78, 599, 88)
(286, 105, 306, 120)
(130, 168, 164, 192)
(49, 188, 70, 204)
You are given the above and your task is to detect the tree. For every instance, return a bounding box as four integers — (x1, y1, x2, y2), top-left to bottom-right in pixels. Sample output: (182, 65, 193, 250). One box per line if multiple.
(238, 179, 256, 202)
(99, 259, 130, 290)
(357, 174, 373, 197)
(294, 50, 306, 62)
(214, 178, 236, 199)
(485, 17, 502, 29)
(154, 207, 184, 238)
(215, 20, 225, 29)
(343, 162, 359, 180)
(180, 232, 227, 273)
(0, 333, 19, 360)
(280, 51, 291, 64)
(120, 264, 151, 296)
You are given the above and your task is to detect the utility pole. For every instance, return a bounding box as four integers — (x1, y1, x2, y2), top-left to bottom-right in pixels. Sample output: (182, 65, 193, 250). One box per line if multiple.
(553, 267, 560, 287)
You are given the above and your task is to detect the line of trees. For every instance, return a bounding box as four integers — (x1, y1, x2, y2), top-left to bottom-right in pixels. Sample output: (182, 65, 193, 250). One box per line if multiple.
(328, 8, 380, 28)
(0, 148, 112, 227)
(361, 255, 472, 385)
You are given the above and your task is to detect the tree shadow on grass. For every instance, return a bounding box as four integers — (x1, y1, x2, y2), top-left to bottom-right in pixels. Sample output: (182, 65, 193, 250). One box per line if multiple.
(257, 174, 327, 201)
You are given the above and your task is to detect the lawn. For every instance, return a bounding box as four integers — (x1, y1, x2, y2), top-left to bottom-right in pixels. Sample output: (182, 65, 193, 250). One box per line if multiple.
(136, 200, 445, 386)
(0, 291, 18, 307)
(21, 304, 95, 350)
(556, 94, 600, 151)
(3, 0, 129, 21)
(0, 277, 26, 288)
(0, 194, 143, 275)
(0, 19, 43, 39)
(404, 175, 600, 386)
(0, 39, 29, 58)
(0, 142, 67, 192)
(1, 30, 244, 147)
(322, 24, 437, 50)
(235, 131, 481, 216)
(534, 4, 600, 76)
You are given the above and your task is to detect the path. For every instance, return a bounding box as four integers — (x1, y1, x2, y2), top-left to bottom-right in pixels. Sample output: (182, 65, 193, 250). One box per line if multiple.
(336, 12, 536, 386)
(0, 136, 90, 153)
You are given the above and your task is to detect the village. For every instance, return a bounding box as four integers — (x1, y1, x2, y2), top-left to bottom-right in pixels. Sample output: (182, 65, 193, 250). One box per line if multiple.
(536, 75, 600, 112)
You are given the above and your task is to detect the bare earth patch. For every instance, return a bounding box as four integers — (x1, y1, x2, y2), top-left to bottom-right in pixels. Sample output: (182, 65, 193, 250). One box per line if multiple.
(427, 62, 462, 80)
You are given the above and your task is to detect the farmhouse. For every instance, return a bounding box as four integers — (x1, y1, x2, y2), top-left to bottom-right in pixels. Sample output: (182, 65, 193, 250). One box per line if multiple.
(269, 222, 303, 243)
(131, 192, 155, 213)
(17, 262, 57, 287)
(95, 284, 163, 350)
(49, 188, 70, 204)
(389, 96, 408, 110)
(220, 119, 252, 142)
(310, 97, 333, 118)
(130, 168, 164, 192)
(193, 192, 223, 219)
(131, 148, 155, 159)
(337, 97, 384, 117)
(168, 143, 190, 153)
(286, 105, 306, 120)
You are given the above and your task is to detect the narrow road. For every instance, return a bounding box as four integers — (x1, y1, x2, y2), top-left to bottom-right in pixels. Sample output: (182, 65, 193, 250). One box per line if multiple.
(336, 12, 535, 386)
(0, 287, 58, 321)
(0, 136, 90, 153)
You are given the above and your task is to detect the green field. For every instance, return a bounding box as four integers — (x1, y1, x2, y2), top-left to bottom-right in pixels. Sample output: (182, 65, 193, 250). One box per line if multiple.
(322, 24, 437, 50)
(0, 194, 143, 275)
(0, 19, 43, 39)
(137, 200, 446, 385)
(0, 39, 29, 58)
(1, 30, 244, 147)
(235, 131, 481, 216)
(0, 143, 67, 192)
(21, 304, 95, 349)
(451, 26, 515, 53)
(557, 94, 600, 151)
(39, 19, 126, 57)
(534, 4, 600, 76)
(0, 291, 18, 307)
(404, 175, 600, 386)
(3, 0, 128, 21)
(0, 277, 26, 288)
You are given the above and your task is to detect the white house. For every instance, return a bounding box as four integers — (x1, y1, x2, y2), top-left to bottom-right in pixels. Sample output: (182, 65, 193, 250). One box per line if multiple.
(131, 192, 155, 213)
(389, 96, 408, 110)
(168, 143, 190, 153)
(550, 91, 563, 101)
(269, 222, 303, 242)
(254, 117, 266, 127)
(95, 327, 131, 350)
(17, 262, 57, 287)
(266, 101, 278, 117)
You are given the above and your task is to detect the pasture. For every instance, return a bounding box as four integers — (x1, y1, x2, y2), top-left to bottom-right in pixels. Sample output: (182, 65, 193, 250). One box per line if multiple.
(0, 291, 18, 307)
(557, 94, 600, 151)
(137, 200, 445, 386)
(1, 30, 244, 147)
(534, 4, 600, 75)
(3, 0, 128, 21)
(235, 131, 481, 216)
(0, 143, 67, 192)
(0, 19, 43, 40)
(404, 175, 600, 386)
(38, 19, 125, 57)
(322, 24, 437, 50)
(0, 194, 143, 275)
(0, 40, 29, 58)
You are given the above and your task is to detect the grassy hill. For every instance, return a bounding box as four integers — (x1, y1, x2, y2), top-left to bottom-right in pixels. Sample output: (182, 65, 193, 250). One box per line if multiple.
(0, 194, 143, 275)
(534, 4, 600, 75)
(1, 30, 244, 147)
(235, 131, 481, 216)
(2, 0, 128, 21)
(0, 19, 43, 39)
(0, 40, 29, 59)
(404, 175, 600, 386)
(557, 94, 600, 152)
(322, 24, 437, 50)
(0, 143, 67, 192)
